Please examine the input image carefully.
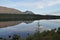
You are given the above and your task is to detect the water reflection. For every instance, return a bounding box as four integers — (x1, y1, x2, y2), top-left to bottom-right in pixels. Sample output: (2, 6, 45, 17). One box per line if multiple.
(0, 21, 22, 28)
(0, 20, 34, 28)
(0, 19, 60, 37)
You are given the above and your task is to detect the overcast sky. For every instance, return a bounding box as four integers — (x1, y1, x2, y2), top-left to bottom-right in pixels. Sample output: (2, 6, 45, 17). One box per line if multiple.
(0, 0, 60, 15)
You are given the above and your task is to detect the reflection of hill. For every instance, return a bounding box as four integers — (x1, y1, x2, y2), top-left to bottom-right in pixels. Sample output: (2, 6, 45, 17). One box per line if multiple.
(24, 20, 34, 24)
(0, 21, 22, 28)
(0, 20, 34, 28)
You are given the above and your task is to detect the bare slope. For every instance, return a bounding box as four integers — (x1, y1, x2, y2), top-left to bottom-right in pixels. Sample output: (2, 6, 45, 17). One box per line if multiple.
(0, 6, 22, 14)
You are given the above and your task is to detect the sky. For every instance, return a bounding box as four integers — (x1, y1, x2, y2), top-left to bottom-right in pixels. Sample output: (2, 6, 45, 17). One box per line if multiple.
(0, 0, 60, 15)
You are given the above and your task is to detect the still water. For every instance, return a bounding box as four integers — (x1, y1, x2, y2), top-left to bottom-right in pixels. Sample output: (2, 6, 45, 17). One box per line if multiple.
(0, 19, 60, 37)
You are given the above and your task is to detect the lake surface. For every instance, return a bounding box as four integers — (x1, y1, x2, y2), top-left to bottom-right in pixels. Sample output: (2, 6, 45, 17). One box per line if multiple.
(0, 19, 60, 38)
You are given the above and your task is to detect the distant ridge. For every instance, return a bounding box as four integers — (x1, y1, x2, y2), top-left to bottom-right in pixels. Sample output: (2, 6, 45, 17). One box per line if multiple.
(0, 6, 34, 14)
(0, 6, 22, 14)
(23, 11, 34, 14)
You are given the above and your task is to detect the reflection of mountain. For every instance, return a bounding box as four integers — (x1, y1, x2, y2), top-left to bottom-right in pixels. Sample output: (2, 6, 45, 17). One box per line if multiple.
(0, 21, 22, 28)
(0, 20, 34, 28)
(24, 21, 34, 24)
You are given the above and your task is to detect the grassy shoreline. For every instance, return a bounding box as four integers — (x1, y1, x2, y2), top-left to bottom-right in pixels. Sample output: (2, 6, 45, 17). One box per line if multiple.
(0, 14, 60, 21)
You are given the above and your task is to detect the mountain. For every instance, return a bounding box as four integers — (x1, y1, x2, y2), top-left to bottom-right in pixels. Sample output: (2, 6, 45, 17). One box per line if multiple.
(0, 6, 22, 14)
(23, 11, 34, 14)
(0, 6, 34, 14)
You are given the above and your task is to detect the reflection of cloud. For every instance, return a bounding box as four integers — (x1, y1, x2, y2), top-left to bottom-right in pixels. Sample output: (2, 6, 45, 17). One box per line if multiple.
(4, 26, 35, 32)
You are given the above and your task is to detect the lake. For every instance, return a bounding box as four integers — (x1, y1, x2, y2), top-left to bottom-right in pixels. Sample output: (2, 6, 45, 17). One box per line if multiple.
(0, 19, 60, 38)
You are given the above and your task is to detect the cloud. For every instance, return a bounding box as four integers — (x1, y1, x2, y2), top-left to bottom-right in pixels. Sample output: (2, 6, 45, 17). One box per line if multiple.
(35, 0, 60, 9)
(0, 0, 60, 9)
(48, 11, 60, 15)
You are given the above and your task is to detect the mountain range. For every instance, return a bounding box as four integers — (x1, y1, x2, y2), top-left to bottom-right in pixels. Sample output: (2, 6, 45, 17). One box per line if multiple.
(0, 6, 34, 14)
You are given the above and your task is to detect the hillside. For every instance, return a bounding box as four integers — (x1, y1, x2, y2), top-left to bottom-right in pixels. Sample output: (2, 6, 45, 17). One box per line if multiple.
(0, 6, 22, 14)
